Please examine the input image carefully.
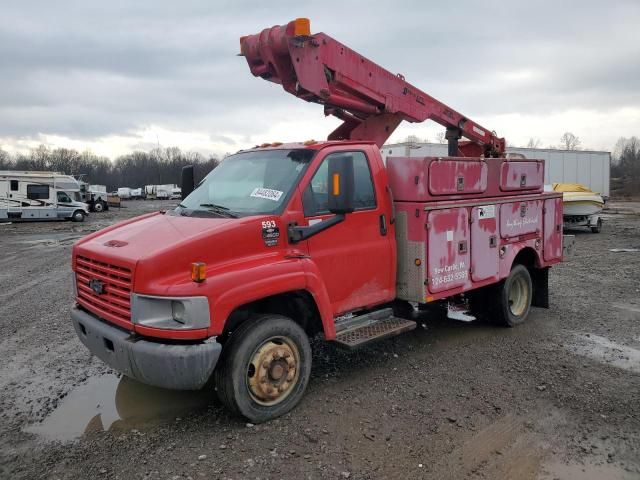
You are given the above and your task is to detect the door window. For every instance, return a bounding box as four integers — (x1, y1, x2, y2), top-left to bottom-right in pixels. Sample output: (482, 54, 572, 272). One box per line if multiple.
(57, 191, 72, 203)
(303, 151, 376, 216)
(27, 184, 49, 200)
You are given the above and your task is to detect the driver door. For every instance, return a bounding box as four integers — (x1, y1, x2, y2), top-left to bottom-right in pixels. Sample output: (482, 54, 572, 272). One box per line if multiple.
(301, 150, 394, 315)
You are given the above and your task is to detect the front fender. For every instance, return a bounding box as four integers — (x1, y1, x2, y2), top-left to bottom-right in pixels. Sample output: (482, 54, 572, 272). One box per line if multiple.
(208, 256, 334, 338)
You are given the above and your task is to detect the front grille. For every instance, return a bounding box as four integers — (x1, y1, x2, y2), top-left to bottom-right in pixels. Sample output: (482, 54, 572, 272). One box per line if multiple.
(75, 255, 132, 329)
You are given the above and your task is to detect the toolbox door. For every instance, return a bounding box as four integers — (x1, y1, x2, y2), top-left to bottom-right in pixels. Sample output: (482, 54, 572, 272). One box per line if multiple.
(470, 205, 499, 282)
(429, 159, 487, 196)
(500, 200, 543, 239)
(500, 161, 544, 191)
(543, 197, 563, 261)
(427, 208, 470, 293)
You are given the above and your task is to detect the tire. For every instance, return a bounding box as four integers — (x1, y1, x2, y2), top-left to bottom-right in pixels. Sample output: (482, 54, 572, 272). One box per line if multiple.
(214, 314, 312, 423)
(94, 201, 104, 212)
(591, 218, 602, 233)
(490, 264, 533, 327)
(72, 210, 86, 222)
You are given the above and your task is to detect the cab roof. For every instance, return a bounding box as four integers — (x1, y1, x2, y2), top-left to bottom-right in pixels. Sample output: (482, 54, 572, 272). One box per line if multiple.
(238, 139, 377, 153)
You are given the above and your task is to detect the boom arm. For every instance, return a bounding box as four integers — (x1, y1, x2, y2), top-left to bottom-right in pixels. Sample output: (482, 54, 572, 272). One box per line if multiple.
(240, 18, 506, 157)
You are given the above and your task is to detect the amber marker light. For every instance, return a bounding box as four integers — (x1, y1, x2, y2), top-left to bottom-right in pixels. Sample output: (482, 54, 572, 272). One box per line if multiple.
(293, 18, 311, 37)
(332, 173, 341, 196)
(191, 262, 206, 283)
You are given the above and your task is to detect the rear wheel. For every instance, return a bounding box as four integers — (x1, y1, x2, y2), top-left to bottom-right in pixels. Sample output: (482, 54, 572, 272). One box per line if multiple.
(467, 264, 533, 327)
(215, 314, 311, 423)
(492, 264, 533, 327)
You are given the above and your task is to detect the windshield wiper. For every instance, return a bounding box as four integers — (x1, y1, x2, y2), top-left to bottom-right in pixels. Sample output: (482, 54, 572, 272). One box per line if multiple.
(199, 203, 239, 218)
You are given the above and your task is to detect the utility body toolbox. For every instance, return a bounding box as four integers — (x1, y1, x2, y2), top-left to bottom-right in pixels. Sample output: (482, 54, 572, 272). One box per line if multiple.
(387, 156, 544, 201)
(388, 156, 562, 304)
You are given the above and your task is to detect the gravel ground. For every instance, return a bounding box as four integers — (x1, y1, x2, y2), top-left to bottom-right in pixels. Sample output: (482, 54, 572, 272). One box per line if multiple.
(1, 200, 639, 480)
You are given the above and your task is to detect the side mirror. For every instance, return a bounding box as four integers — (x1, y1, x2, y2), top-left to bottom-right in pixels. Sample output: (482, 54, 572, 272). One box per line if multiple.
(181, 165, 195, 199)
(327, 155, 355, 214)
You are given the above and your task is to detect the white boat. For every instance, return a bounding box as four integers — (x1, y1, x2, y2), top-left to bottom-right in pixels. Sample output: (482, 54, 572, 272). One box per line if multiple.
(561, 190, 605, 217)
(552, 183, 605, 233)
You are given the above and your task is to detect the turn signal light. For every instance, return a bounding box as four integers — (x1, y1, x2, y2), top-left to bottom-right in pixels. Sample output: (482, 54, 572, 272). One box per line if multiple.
(332, 173, 341, 196)
(191, 262, 206, 283)
(293, 18, 311, 37)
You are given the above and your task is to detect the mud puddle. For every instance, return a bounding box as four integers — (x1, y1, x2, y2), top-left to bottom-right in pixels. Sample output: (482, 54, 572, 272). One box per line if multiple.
(25, 374, 216, 442)
(566, 332, 640, 373)
(539, 460, 639, 479)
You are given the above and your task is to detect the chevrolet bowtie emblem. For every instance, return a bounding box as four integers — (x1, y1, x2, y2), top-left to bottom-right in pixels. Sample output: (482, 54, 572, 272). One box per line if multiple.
(89, 278, 105, 295)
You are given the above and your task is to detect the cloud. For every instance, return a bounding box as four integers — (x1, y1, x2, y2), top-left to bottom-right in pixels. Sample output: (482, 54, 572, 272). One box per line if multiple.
(1, 0, 639, 157)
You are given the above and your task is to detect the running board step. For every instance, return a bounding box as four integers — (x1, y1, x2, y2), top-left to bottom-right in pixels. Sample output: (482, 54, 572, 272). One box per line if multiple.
(334, 308, 416, 349)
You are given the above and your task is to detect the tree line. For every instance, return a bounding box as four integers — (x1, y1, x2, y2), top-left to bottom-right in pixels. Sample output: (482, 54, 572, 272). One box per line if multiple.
(0, 145, 220, 191)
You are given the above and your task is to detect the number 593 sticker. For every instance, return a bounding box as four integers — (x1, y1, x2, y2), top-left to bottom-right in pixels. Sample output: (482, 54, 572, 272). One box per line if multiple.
(261, 220, 280, 247)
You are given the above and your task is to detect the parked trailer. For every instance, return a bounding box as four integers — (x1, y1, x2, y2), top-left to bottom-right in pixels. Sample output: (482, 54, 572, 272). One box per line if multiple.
(0, 171, 89, 222)
(117, 187, 131, 199)
(145, 185, 157, 200)
(382, 143, 611, 197)
(156, 184, 176, 199)
(71, 18, 564, 423)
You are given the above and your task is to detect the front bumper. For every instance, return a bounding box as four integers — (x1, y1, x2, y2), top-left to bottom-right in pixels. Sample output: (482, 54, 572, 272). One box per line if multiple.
(71, 306, 221, 390)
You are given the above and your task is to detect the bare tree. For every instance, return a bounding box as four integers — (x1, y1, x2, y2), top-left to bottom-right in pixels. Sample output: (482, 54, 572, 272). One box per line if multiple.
(405, 134, 428, 145)
(560, 132, 581, 150)
(435, 131, 446, 144)
(526, 138, 541, 148)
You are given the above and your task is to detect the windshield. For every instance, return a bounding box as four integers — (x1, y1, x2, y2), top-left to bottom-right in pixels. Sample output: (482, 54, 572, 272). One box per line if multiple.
(177, 149, 315, 217)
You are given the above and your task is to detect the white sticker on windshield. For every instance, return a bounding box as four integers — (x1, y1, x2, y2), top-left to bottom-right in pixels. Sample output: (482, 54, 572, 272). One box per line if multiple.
(250, 187, 283, 202)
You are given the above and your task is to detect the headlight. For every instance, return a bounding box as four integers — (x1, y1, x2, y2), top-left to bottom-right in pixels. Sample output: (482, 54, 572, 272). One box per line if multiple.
(171, 300, 186, 324)
(131, 294, 209, 330)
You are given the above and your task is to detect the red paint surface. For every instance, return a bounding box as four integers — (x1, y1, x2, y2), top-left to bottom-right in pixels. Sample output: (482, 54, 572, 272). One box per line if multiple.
(470, 206, 499, 282)
(544, 197, 563, 261)
(388, 157, 543, 202)
(500, 161, 544, 191)
(428, 160, 487, 195)
(427, 208, 470, 294)
(500, 200, 543, 239)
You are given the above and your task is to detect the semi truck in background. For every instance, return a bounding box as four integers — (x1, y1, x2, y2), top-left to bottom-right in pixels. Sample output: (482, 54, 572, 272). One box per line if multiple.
(70, 19, 564, 423)
(77, 181, 109, 212)
(1, 171, 89, 222)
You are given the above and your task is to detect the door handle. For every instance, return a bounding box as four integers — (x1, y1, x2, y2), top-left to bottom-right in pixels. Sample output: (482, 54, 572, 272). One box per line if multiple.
(379, 214, 387, 236)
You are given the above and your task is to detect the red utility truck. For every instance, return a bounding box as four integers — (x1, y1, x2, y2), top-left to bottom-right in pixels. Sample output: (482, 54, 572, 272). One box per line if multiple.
(71, 19, 563, 422)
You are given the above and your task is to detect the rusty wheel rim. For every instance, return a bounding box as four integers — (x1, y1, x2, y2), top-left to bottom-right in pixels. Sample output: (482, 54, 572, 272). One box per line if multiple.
(247, 337, 300, 406)
(508, 274, 529, 317)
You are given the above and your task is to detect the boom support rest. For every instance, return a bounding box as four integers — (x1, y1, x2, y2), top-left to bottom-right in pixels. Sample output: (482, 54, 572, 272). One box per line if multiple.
(240, 18, 506, 156)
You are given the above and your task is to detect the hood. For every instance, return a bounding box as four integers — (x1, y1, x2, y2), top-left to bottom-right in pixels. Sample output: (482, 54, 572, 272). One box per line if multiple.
(73, 211, 285, 295)
(75, 212, 234, 264)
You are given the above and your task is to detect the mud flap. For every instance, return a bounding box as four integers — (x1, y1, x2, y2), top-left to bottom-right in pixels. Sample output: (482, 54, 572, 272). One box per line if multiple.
(531, 267, 549, 308)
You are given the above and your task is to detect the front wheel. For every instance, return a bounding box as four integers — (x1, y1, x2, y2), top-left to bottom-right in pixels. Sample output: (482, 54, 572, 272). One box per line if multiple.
(591, 218, 602, 233)
(93, 201, 104, 212)
(71, 210, 86, 222)
(214, 314, 312, 423)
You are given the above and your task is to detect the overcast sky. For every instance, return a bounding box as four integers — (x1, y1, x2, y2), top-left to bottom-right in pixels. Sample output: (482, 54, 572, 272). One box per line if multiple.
(1, 0, 639, 158)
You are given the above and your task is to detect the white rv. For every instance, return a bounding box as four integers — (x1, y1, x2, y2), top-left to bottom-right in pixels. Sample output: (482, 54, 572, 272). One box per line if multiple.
(0, 171, 90, 222)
